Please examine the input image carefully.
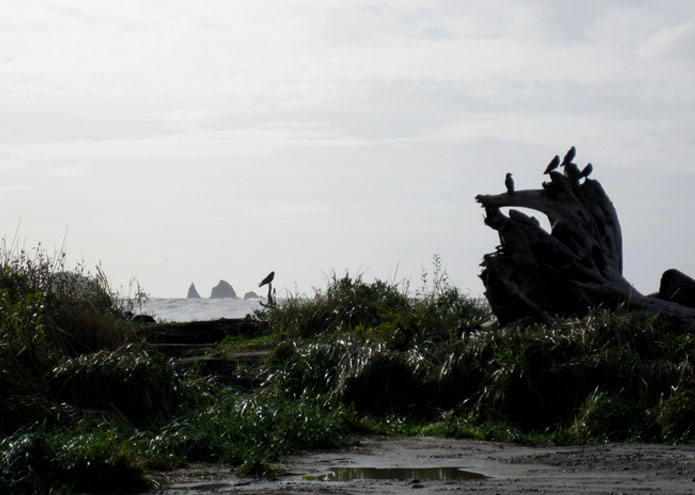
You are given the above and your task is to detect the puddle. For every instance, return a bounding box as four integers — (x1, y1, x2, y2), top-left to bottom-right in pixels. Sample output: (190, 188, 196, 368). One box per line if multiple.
(314, 466, 488, 481)
(171, 481, 233, 491)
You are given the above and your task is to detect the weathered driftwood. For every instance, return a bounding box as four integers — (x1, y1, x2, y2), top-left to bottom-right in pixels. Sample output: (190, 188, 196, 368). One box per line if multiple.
(475, 148, 695, 331)
(657, 269, 695, 309)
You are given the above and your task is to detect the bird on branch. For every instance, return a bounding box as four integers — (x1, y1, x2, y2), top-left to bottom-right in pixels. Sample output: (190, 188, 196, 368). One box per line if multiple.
(561, 146, 576, 167)
(543, 155, 560, 175)
(259, 271, 275, 287)
(564, 162, 581, 181)
(579, 163, 593, 180)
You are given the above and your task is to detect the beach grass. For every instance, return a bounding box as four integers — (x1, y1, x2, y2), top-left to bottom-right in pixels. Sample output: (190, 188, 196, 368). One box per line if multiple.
(1, 249, 693, 493)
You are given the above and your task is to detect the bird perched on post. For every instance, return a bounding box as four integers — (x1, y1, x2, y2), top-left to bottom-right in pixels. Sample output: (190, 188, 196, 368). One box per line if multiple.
(259, 271, 275, 287)
(579, 163, 593, 180)
(543, 155, 560, 175)
(561, 146, 576, 167)
(505, 173, 514, 195)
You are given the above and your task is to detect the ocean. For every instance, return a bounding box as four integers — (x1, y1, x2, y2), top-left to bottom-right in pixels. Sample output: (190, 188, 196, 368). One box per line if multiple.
(138, 297, 265, 322)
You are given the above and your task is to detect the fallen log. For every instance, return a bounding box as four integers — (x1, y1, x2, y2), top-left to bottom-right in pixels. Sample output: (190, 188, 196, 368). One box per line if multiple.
(657, 269, 695, 308)
(135, 317, 269, 345)
(475, 147, 695, 331)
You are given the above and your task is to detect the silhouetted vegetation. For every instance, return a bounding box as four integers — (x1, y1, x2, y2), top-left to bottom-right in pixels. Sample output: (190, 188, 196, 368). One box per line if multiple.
(1, 249, 693, 493)
(258, 266, 694, 443)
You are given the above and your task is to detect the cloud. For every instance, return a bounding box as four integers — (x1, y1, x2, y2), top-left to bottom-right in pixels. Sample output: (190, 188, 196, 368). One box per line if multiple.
(0, 1, 693, 296)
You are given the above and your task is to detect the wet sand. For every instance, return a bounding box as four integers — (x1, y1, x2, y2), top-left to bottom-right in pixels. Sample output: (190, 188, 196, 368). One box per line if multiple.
(148, 436, 695, 494)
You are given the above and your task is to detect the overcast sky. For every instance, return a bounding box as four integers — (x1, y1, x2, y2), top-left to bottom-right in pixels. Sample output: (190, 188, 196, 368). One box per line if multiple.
(1, 1, 693, 298)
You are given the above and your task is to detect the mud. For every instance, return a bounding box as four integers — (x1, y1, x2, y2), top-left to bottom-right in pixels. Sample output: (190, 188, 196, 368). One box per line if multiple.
(148, 436, 695, 494)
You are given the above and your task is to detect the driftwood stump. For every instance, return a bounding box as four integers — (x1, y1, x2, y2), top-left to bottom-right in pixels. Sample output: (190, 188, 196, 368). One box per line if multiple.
(260, 283, 277, 308)
(475, 147, 695, 331)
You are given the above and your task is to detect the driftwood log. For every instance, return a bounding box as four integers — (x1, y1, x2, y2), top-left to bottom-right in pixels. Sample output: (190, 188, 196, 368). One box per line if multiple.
(475, 147, 695, 331)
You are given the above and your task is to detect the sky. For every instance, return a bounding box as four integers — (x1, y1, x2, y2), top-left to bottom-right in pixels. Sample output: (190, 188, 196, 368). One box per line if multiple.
(1, 1, 693, 299)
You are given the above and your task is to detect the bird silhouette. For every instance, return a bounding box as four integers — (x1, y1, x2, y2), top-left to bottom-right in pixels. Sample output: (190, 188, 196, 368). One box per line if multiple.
(259, 271, 275, 287)
(561, 146, 576, 167)
(564, 162, 581, 181)
(543, 155, 560, 175)
(579, 163, 593, 179)
(505, 173, 514, 195)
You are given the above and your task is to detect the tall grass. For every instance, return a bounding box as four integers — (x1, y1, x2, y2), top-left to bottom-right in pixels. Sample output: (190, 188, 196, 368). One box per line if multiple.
(0, 245, 356, 492)
(0, 246, 179, 493)
(258, 260, 491, 346)
(0, 245, 154, 433)
(2, 248, 692, 493)
(258, 263, 694, 444)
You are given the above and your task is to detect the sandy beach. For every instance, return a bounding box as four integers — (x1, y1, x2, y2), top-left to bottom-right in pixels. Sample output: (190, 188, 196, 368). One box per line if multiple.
(151, 436, 695, 494)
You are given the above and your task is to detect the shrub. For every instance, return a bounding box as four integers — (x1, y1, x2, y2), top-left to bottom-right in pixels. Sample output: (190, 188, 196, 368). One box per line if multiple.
(0, 246, 147, 433)
(49, 346, 185, 424)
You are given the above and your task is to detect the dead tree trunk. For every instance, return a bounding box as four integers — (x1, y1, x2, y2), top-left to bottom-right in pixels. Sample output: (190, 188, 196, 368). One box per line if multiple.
(475, 147, 695, 331)
(260, 283, 276, 308)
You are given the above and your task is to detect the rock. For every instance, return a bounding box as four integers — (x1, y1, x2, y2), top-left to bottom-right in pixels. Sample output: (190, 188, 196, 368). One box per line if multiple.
(658, 269, 695, 308)
(244, 291, 260, 300)
(187, 283, 201, 299)
(210, 280, 238, 299)
(132, 314, 156, 324)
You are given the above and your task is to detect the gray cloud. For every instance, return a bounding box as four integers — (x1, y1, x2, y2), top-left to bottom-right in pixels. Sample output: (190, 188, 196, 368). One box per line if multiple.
(0, 1, 692, 296)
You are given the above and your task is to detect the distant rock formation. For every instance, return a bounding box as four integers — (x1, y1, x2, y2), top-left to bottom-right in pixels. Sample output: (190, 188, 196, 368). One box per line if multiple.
(210, 280, 238, 299)
(243, 291, 260, 300)
(187, 283, 201, 299)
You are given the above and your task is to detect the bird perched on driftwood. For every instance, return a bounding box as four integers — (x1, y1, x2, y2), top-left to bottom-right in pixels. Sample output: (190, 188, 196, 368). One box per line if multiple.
(505, 173, 514, 195)
(259, 271, 275, 287)
(561, 146, 576, 167)
(564, 162, 581, 181)
(543, 155, 560, 175)
(579, 163, 593, 180)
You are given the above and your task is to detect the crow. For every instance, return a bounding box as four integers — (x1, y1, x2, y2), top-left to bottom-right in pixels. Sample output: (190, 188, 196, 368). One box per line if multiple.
(561, 146, 576, 167)
(543, 155, 560, 175)
(259, 271, 275, 287)
(564, 162, 581, 181)
(579, 163, 593, 180)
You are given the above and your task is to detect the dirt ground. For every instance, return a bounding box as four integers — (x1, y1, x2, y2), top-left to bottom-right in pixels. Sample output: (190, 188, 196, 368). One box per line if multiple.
(149, 436, 695, 495)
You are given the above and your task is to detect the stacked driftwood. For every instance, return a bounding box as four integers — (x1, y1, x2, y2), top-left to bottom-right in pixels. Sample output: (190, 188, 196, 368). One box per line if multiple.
(476, 147, 695, 331)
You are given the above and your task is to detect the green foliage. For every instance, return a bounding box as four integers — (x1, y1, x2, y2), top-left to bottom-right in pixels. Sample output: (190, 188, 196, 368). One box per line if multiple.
(0, 426, 150, 495)
(0, 246, 160, 492)
(0, 245, 143, 357)
(260, 288, 695, 444)
(0, 246, 157, 434)
(146, 390, 353, 475)
(2, 247, 693, 493)
(49, 346, 186, 424)
(569, 388, 641, 441)
(651, 385, 695, 441)
(259, 258, 491, 348)
(258, 272, 410, 338)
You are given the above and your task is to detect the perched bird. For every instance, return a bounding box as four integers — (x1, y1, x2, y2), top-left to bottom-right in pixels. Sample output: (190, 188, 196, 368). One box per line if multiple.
(259, 271, 275, 287)
(564, 162, 581, 181)
(579, 163, 593, 180)
(561, 146, 576, 167)
(505, 172, 514, 195)
(543, 155, 560, 175)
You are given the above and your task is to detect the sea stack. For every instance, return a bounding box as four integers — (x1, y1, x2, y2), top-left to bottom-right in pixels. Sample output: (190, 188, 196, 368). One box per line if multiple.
(210, 280, 238, 299)
(187, 283, 201, 299)
(244, 291, 260, 300)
